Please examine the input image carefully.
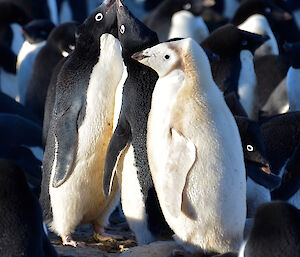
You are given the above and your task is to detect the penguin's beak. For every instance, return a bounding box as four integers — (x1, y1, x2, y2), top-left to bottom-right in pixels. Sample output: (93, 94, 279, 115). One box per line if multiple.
(261, 163, 271, 175)
(117, 0, 123, 8)
(103, 0, 114, 8)
(131, 51, 150, 61)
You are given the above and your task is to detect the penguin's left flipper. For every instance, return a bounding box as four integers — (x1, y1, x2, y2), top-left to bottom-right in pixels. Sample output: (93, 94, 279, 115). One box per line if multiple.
(52, 101, 83, 188)
(103, 116, 131, 196)
(164, 128, 196, 218)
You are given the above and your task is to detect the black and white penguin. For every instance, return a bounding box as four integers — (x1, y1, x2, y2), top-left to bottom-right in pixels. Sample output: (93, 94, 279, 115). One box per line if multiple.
(272, 142, 300, 208)
(143, 0, 215, 42)
(17, 19, 55, 104)
(239, 201, 300, 257)
(104, 0, 171, 245)
(0, 159, 58, 257)
(40, 0, 125, 246)
(133, 38, 246, 255)
(25, 22, 77, 123)
(201, 24, 269, 120)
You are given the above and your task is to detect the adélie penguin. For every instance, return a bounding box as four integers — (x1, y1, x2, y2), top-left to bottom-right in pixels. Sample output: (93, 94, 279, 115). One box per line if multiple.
(0, 159, 58, 257)
(40, 0, 124, 246)
(103, 0, 171, 245)
(132, 38, 246, 254)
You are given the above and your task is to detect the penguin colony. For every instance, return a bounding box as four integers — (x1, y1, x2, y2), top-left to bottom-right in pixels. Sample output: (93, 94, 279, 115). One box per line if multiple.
(0, 0, 300, 256)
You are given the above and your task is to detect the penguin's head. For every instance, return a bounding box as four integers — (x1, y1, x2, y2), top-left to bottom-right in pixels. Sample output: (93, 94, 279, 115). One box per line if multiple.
(283, 41, 300, 68)
(22, 19, 55, 44)
(116, 0, 158, 58)
(76, 0, 118, 50)
(0, 2, 31, 25)
(201, 24, 269, 56)
(231, 0, 293, 25)
(47, 22, 78, 58)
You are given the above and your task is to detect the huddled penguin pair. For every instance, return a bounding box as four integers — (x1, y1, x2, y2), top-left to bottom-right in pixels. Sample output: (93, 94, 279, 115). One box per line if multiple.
(40, 0, 125, 246)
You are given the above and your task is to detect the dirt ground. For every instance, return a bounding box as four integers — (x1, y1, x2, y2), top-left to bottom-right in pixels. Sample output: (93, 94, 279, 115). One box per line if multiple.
(50, 221, 137, 257)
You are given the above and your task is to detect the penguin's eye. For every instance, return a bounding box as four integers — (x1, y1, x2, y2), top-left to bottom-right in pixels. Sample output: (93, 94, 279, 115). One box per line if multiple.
(183, 3, 192, 10)
(241, 40, 248, 46)
(95, 13, 103, 21)
(265, 7, 271, 14)
(247, 145, 254, 152)
(69, 44, 75, 51)
(120, 25, 125, 34)
(164, 55, 170, 60)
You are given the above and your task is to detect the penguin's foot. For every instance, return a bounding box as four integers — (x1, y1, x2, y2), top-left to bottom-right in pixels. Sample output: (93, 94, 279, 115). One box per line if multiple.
(61, 234, 85, 247)
(93, 231, 125, 242)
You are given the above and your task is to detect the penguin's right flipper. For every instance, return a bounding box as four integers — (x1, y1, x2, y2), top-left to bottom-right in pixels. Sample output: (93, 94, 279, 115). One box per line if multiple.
(51, 100, 83, 188)
(103, 115, 131, 197)
(163, 128, 196, 218)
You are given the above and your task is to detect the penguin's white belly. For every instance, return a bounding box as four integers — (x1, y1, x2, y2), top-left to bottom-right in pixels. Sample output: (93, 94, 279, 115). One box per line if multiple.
(148, 70, 246, 253)
(238, 50, 257, 120)
(11, 24, 23, 55)
(287, 67, 300, 111)
(119, 144, 155, 245)
(246, 178, 270, 217)
(238, 14, 279, 56)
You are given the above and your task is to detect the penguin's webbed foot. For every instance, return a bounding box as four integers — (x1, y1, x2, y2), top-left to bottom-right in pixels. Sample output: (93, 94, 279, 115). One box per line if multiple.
(61, 234, 85, 247)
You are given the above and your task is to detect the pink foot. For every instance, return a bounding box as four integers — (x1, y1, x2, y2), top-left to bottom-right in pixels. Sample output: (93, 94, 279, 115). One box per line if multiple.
(61, 234, 85, 247)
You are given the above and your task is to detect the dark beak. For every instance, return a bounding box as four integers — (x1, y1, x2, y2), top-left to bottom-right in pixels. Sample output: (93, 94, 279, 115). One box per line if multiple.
(131, 51, 150, 61)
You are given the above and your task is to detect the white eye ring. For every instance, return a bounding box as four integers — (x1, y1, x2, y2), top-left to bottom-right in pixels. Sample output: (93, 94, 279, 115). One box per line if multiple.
(95, 13, 103, 21)
(120, 24, 125, 34)
(247, 145, 254, 152)
(183, 3, 191, 10)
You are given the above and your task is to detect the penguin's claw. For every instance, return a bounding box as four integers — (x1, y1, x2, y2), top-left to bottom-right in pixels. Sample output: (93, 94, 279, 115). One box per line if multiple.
(62, 235, 85, 247)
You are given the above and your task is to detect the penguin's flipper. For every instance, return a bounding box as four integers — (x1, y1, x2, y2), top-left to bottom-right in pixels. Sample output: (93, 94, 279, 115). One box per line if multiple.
(164, 128, 196, 218)
(103, 116, 131, 196)
(52, 101, 83, 188)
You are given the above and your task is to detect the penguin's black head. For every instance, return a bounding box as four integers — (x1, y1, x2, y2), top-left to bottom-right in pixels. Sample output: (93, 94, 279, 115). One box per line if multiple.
(76, 0, 118, 51)
(231, 0, 293, 25)
(116, 0, 158, 58)
(283, 41, 300, 68)
(22, 19, 55, 44)
(201, 24, 269, 57)
(0, 2, 31, 25)
(47, 22, 78, 57)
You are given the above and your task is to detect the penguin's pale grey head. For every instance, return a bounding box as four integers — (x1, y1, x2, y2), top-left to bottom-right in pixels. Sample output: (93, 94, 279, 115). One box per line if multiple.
(132, 38, 203, 77)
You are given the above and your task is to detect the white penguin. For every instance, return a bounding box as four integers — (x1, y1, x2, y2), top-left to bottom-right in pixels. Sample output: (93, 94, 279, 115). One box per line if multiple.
(168, 10, 209, 43)
(132, 38, 246, 255)
(238, 14, 279, 57)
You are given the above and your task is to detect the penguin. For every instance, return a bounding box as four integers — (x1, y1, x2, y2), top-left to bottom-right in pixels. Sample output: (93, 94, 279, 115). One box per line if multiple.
(237, 14, 279, 57)
(143, 0, 215, 42)
(239, 201, 300, 257)
(17, 19, 55, 104)
(40, 0, 125, 246)
(225, 92, 248, 117)
(201, 24, 269, 120)
(103, 0, 171, 245)
(56, 0, 88, 24)
(25, 22, 77, 123)
(132, 38, 246, 254)
(272, 142, 300, 208)
(0, 159, 58, 257)
(168, 10, 209, 43)
(259, 112, 300, 175)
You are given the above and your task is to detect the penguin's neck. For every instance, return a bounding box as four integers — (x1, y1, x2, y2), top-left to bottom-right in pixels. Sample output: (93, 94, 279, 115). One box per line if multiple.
(287, 67, 300, 111)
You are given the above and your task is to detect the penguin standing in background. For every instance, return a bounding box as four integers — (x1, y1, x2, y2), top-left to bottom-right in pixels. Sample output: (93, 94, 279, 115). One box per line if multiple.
(104, 0, 171, 245)
(17, 19, 55, 104)
(201, 24, 269, 120)
(133, 38, 246, 255)
(239, 202, 300, 257)
(25, 22, 77, 123)
(0, 159, 58, 257)
(40, 0, 125, 246)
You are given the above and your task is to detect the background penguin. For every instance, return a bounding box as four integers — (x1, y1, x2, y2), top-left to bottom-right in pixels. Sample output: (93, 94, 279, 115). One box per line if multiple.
(56, 0, 88, 24)
(133, 38, 246, 255)
(25, 22, 77, 124)
(104, 0, 171, 245)
(239, 201, 300, 257)
(0, 159, 58, 257)
(40, 1, 124, 246)
(17, 19, 55, 104)
(201, 24, 269, 119)
(272, 142, 300, 208)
